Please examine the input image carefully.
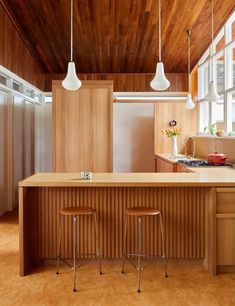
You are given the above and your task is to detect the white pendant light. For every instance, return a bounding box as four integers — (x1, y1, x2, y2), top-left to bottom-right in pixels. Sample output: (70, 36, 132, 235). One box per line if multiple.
(206, 81, 220, 101)
(150, 0, 170, 91)
(205, 0, 219, 102)
(185, 30, 195, 110)
(62, 0, 81, 91)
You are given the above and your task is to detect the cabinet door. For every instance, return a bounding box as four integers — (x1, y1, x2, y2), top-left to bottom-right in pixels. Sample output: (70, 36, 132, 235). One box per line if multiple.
(176, 163, 193, 173)
(155, 157, 174, 172)
(216, 189, 235, 271)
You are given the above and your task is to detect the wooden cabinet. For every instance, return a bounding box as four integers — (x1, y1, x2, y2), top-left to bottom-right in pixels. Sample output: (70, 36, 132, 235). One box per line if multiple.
(155, 155, 194, 173)
(176, 163, 193, 173)
(155, 156, 177, 172)
(52, 80, 113, 172)
(216, 188, 235, 273)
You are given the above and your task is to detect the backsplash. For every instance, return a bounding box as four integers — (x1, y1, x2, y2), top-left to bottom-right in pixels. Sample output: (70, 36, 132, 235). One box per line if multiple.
(193, 136, 235, 164)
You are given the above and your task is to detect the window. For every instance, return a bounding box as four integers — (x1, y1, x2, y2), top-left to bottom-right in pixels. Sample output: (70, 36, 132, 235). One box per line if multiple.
(25, 87, 34, 98)
(215, 30, 225, 53)
(214, 96, 224, 131)
(231, 16, 235, 41)
(215, 53, 224, 93)
(0, 74, 7, 86)
(232, 93, 235, 132)
(13, 81, 21, 92)
(199, 102, 209, 132)
(233, 47, 235, 88)
(198, 63, 209, 99)
(227, 92, 235, 133)
(198, 10, 235, 135)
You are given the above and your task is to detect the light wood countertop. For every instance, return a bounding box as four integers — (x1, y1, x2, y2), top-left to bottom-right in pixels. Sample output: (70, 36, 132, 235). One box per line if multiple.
(19, 169, 235, 187)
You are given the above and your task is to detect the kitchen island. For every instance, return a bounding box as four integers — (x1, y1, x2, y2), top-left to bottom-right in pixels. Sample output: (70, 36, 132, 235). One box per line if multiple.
(19, 171, 235, 276)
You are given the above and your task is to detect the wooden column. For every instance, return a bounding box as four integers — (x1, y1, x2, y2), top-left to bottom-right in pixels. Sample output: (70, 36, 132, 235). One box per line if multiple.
(52, 80, 113, 172)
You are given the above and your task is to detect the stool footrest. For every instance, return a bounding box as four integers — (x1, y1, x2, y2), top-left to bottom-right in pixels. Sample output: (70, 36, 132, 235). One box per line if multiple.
(124, 254, 164, 271)
(126, 253, 164, 258)
(58, 253, 100, 258)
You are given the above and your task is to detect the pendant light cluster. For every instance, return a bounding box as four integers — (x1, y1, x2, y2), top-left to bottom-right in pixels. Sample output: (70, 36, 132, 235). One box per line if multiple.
(150, 0, 170, 91)
(205, 0, 219, 102)
(185, 30, 195, 110)
(62, 0, 82, 91)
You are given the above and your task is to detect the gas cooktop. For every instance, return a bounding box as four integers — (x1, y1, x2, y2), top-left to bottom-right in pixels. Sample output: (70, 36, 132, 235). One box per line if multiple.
(178, 160, 231, 167)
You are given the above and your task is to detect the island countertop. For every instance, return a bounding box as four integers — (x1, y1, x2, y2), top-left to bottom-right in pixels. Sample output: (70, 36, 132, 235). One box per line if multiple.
(19, 169, 235, 187)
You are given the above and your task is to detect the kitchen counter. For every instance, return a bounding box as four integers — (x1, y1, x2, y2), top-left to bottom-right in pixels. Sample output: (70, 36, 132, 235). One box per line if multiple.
(19, 169, 235, 277)
(19, 168, 235, 188)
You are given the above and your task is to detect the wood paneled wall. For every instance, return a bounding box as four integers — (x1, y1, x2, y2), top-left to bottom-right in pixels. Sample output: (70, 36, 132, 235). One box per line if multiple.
(0, 3, 44, 90)
(45, 73, 188, 92)
(23, 186, 206, 269)
(192, 136, 235, 163)
(52, 80, 113, 172)
(154, 102, 198, 154)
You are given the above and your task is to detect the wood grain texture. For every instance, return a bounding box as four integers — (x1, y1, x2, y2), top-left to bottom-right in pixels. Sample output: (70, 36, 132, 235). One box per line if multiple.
(18, 170, 235, 188)
(216, 188, 235, 272)
(45, 73, 188, 92)
(0, 3, 44, 90)
(191, 136, 235, 164)
(154, 102, 198, 154)
(20, 186, 207, 275)
(2, 0, 234, 75)
(155, 156, 177, 173)
(52, 80, 113, 172)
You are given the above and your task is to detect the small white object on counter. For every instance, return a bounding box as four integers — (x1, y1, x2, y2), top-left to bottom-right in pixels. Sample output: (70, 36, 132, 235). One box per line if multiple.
(80, 172, 92, 180)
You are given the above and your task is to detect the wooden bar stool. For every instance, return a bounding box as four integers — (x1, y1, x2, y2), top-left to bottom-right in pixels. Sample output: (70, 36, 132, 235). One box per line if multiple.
(56, 206, 102, 292)
(121, 207, 168, 293)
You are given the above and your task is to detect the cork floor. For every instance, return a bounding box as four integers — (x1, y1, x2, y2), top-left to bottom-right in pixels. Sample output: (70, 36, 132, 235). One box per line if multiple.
(0, 211, 235, 306)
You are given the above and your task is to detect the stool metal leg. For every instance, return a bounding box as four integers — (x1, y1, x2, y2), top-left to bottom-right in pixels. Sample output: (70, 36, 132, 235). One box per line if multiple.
(121, 214, 128, 273)
(159, 213, 168, 277)
(73, 216, 77, 292)
(137, 216, 142, 293)
(93, 212, 102, 275)
(56, 213, 62, 275)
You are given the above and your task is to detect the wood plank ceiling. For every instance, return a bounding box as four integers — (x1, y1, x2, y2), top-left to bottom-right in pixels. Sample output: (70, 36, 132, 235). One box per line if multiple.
(1, 0, 234, 74)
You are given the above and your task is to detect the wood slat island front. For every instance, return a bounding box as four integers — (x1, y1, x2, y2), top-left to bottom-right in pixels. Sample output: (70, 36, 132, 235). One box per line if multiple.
(19, 172, 235, 276)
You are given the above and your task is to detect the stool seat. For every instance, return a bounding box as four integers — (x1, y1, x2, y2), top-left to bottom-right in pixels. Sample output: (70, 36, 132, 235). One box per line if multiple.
(60, 206, 95, 216)
(125, 207, 160, 216)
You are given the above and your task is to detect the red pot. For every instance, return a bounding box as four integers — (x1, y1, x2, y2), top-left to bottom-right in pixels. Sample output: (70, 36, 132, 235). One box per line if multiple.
(207, 152, 227, 164)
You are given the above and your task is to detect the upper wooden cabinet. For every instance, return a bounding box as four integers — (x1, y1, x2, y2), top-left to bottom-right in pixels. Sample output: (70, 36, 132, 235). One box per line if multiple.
(52, 80, 113, 172)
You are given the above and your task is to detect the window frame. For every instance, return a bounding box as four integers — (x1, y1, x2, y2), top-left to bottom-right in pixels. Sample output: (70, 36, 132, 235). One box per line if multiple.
(198, 10, 235, 135)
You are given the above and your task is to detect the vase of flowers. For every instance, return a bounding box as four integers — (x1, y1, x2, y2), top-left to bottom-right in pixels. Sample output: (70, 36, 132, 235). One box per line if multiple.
(162, 127, 182, 157)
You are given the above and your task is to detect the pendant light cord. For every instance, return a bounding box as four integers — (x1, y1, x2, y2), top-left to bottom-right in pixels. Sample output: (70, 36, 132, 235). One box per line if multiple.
(70, 0, 73, 62)
(211, 0, 214, 82)
(187, 30, 191, 92)
(158, 0, 161, 62)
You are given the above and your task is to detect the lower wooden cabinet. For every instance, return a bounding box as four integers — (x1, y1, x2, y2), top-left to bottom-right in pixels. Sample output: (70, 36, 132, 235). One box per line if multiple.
(155, 156, 193, 173)
(216, 188, 235, 273)
(176, 163, 194, 173)
(155, 156, 177, 172)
